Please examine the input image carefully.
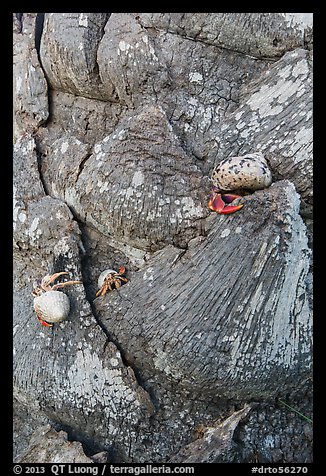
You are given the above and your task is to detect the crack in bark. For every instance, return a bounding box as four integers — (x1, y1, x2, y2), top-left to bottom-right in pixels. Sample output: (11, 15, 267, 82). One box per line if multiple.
(92, 14, 110, 81)
(35, 13, 44, 56)
(15, 13, 23, 33)
(31, 134, 151, 404)
(65, 209, 158, 414)
(75, 153, 92, 183)
(33, 134, 50, 197)
(141, 23, 280, 62)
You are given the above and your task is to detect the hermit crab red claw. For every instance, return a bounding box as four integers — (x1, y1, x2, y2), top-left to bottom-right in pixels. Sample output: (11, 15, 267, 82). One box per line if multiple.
(208, 188, 244, 215)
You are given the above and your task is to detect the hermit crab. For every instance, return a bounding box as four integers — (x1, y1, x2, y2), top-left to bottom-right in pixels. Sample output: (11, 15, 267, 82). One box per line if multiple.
(32, 272, 82, 327)
(209, 152, 272, 214)
(96, 266, 128, 297)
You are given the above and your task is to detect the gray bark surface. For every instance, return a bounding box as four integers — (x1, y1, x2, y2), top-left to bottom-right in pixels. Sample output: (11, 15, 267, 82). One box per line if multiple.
(14, 425, 108, 463)
(95, 180, 311, 401)
(169, 405, 252, 463)
(13, 13, 313, 463)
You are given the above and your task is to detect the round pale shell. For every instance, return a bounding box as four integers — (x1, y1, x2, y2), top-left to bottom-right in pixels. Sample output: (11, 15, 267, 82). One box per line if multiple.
(98, 269, 119, 289)
(33, 290, 70, 324)
(211, 153, 272, 192)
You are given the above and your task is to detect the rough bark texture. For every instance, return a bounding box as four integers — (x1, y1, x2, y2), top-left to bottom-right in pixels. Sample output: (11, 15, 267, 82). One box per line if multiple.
(95, 180, 311, 401)
(13, 13, 313, 463)
(168, 405, 252, 463)
(14, 425, 108, 463)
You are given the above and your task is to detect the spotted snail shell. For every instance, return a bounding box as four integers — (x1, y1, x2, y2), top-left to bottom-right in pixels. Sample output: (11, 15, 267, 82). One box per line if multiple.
(97, 269, 119, 289)
(33, 290, 70, 324)
(211, 152, 272, 192)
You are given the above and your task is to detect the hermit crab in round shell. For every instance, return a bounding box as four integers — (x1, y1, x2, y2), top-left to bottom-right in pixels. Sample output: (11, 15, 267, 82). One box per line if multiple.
(32, 272, 83, 327)
(208, 152, 272, 214)
(96, 266, 128, 297)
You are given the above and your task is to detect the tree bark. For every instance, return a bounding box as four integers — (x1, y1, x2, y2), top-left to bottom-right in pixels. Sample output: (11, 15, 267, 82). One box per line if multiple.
(13, 12, 313, 463)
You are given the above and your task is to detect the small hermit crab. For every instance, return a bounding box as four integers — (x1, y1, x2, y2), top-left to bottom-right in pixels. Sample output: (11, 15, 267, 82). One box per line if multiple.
(32, 272, 83, 327)
(209, 152, 272, 214)
(96, 266, 128, 297)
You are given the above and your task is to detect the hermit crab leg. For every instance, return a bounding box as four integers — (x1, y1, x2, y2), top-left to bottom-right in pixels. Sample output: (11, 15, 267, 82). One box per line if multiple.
(96, 285, 107, 298)
(52, 279, 83, 291)
(47, 271, 70, 282)
(96, 281, 113, 297)
(42, 271, 82, 291)
(41, 271, 69, 289)
(40, 272, 70, 292)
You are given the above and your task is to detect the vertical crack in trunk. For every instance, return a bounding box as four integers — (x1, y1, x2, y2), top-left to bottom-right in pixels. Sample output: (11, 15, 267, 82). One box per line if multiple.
(35, 13, 44, 56)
